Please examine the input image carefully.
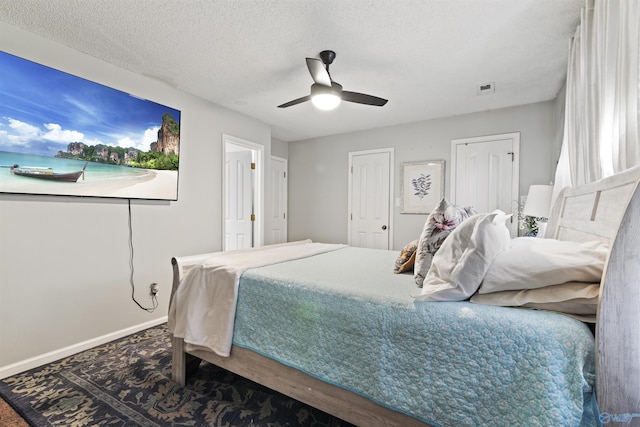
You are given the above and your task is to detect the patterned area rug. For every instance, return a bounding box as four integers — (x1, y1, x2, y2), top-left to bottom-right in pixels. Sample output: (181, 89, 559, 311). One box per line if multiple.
(0, 324, 353, 426)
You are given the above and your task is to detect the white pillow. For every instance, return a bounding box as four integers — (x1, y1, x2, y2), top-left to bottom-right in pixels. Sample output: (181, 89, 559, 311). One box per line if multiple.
(477, 237, 608, 294)
(470, 282, 600, 322)
(415, 210, 511, 302)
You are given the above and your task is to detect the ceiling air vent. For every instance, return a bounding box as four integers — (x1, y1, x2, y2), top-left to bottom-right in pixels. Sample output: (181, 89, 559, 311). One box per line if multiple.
(477, 82, 495, 96)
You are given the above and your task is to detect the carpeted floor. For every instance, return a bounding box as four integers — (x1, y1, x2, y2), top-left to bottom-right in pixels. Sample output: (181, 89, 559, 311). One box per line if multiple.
(0, 324, 353, 426)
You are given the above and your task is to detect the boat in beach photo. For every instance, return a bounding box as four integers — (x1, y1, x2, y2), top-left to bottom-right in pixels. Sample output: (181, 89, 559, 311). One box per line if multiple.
(7, 161, 88, 182)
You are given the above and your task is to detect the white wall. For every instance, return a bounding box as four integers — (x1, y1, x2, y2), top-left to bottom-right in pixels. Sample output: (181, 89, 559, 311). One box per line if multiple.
(288, 101, 556, 249)
(0, 23, 271, 374)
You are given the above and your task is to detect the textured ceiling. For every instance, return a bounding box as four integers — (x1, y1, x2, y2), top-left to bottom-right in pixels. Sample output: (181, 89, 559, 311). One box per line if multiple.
(0, 0, 583, 142)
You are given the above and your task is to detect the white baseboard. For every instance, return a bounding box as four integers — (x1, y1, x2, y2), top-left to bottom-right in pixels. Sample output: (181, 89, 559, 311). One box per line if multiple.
(0, 316, 168, 380)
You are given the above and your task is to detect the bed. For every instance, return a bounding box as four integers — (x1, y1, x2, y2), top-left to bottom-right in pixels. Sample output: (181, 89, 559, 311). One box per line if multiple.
(168, 166, 640, 427)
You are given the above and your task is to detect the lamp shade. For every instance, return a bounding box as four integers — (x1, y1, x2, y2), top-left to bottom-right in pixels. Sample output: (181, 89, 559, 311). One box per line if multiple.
(523, 185, 553, 218)
(311, 93, 341, 110)
(310, 82, 342, 110)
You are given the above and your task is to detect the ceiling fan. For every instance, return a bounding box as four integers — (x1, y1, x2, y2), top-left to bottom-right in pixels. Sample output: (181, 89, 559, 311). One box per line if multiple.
(278, 50, 388, 110)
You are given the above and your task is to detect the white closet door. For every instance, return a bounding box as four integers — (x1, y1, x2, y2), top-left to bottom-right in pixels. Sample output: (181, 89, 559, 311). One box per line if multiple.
(266, 156, 288, 245)
(349, 149, 392, 249)
(451, 133, 520, 236)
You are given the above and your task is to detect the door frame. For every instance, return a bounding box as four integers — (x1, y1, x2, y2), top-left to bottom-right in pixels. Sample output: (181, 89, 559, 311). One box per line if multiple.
(347, 148, 394, 249)
(450, 132, 520, 234)
(222, 134, 264, 250)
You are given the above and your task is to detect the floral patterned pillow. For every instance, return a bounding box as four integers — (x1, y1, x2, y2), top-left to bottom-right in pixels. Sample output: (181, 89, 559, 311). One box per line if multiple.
(414, 198, 476, 287)
(394, 239, 419, 273)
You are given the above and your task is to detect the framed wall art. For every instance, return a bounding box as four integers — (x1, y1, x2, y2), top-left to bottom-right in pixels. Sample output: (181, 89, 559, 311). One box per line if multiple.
(0, 51, 181, 201)
(400, 159, 444, 214)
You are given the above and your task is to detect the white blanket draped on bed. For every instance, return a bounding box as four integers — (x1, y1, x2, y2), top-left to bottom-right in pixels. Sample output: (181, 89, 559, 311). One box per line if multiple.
(168, 240, 346, 357)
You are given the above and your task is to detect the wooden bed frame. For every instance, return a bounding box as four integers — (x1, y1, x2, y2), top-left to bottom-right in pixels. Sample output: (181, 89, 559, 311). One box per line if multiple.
(169, 166, 640, 427)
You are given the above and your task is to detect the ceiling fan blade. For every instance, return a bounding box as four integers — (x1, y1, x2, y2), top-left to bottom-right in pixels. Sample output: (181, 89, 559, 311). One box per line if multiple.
(277, 95, 311, 108)
(306, 58, 331, 87)
(342, 91, 388, 106)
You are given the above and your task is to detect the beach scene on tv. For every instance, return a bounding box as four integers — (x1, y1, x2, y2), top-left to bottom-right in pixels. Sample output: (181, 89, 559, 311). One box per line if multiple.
(0, 51, 180, 201)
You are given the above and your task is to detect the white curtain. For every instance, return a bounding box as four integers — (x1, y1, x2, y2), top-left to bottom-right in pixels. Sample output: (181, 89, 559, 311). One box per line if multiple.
(554, 0, 640, 195)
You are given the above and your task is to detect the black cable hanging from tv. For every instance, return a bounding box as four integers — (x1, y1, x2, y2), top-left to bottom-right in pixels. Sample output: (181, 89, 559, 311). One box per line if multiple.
(128, 199, 158, 312)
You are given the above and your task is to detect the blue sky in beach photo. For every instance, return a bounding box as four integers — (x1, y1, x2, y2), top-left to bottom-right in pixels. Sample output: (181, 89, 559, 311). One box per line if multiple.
(0, 51, 180, 157)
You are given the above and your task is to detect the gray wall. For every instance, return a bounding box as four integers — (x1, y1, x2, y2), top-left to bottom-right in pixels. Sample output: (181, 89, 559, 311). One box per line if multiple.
(288, 101, 556, 249)
(271, 137, 289, 159)
(0, 23, 271, 373)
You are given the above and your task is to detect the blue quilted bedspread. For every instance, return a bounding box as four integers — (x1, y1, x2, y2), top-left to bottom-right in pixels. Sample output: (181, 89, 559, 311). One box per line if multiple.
(232, 247, 597, 427)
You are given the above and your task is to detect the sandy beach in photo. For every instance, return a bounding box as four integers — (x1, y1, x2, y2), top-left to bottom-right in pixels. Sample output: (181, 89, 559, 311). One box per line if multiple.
(110, 169, 178, 199)
(0, 168, 178, 200)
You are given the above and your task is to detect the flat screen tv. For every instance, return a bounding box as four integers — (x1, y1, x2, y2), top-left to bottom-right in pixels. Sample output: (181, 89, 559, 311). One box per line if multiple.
(0, 51, 180, 201)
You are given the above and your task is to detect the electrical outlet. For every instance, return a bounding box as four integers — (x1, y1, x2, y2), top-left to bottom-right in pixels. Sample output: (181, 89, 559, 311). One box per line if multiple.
(477, 82, 495, 96)
(149, 282, 159, 296)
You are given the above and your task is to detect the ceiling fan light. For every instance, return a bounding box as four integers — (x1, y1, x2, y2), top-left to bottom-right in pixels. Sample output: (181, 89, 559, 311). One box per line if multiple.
(311, 93, 341, 110)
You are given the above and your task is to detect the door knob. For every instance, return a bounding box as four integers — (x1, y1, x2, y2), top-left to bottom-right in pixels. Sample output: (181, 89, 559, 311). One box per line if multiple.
(381, 225, 387, 230)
